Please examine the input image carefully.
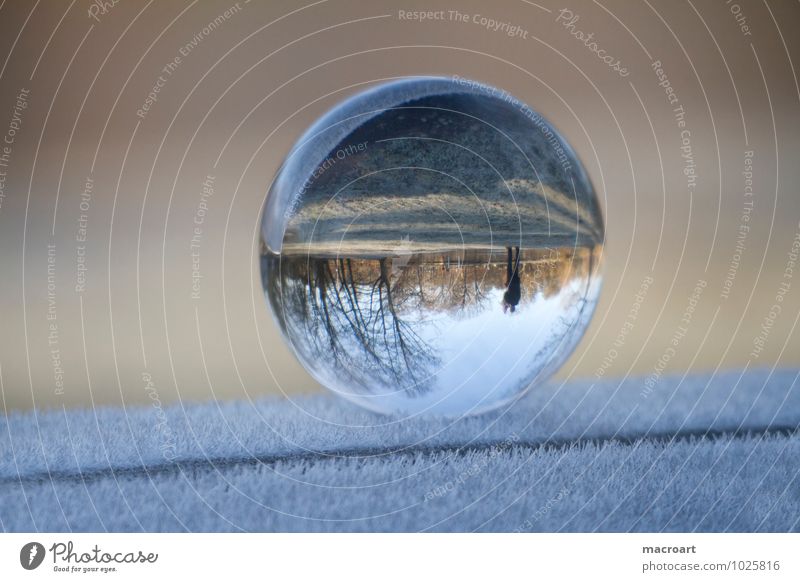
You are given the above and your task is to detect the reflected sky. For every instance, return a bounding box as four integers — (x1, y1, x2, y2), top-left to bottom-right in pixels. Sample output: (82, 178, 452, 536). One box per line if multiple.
(264, 245, 601, 415)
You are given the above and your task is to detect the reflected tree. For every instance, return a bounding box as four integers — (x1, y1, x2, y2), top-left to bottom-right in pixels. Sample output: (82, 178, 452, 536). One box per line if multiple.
(270, 255, 440, 396)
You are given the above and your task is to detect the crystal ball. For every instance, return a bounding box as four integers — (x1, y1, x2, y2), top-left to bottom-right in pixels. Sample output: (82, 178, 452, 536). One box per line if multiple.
(260, 77, 603, 416)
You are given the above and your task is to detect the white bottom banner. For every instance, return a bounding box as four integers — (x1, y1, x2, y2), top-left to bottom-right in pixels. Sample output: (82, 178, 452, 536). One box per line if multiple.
(1, 533, 796, 580)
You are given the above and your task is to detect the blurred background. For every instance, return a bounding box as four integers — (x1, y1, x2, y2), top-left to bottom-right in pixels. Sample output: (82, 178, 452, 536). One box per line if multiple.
(0, 0, 798, 411)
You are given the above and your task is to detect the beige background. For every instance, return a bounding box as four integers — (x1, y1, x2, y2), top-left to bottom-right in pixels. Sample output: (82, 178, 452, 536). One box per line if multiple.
(0, 0, 798, 411)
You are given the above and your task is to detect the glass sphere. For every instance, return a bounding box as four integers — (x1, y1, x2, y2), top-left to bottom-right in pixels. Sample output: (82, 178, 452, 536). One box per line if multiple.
(260, 77, 603, 416)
